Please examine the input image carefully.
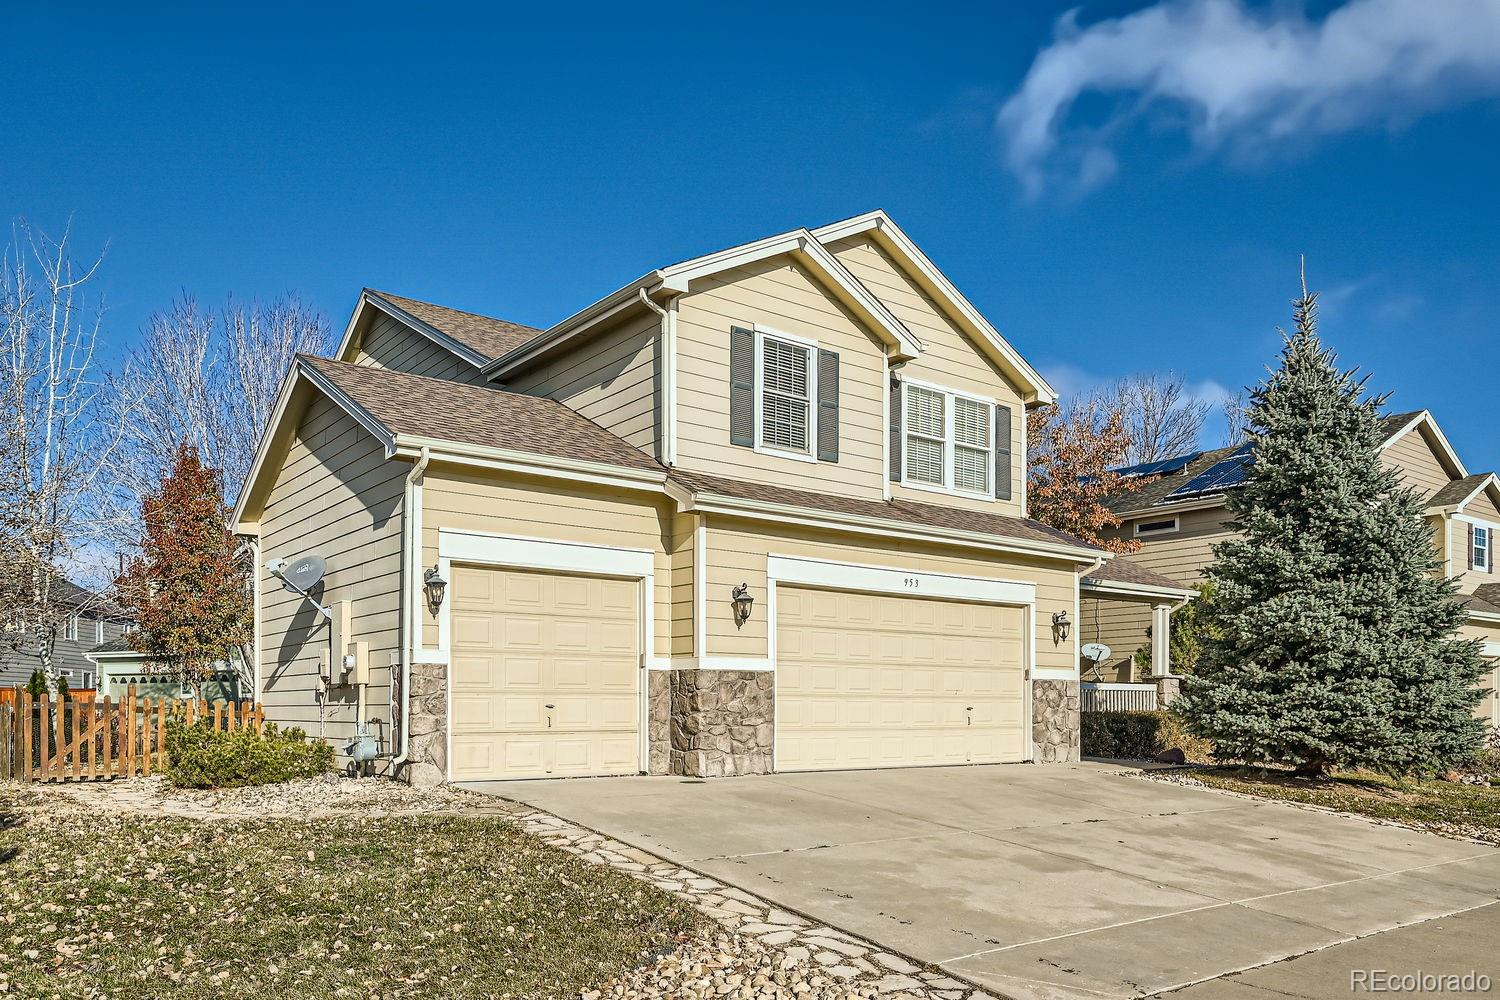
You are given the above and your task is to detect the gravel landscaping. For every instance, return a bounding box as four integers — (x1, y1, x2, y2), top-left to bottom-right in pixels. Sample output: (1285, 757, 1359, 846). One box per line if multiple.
(0, 778, 998, 1000)
(1143, 765, 1500, 846)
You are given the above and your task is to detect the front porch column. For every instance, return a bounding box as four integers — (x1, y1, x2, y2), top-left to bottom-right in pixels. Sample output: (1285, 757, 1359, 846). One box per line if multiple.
(1149, 602, 1180, 707)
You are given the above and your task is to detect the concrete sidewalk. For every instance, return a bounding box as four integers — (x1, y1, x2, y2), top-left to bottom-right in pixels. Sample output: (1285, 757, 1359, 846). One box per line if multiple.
(467, 763, 1500, 1000)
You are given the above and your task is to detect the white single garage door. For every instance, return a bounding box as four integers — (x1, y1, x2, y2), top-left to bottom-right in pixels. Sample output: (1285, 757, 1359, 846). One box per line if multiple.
(776, 586, 1027, 772)
(449, 564, 639, 780)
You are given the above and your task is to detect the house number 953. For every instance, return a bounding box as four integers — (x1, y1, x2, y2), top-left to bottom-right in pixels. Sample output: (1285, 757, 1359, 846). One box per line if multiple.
(903, 577, 920, 588)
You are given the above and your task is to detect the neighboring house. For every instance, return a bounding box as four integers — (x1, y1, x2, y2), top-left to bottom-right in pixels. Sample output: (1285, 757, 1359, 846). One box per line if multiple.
(1084, 410, 1500, 724)
(0, 578, 131, 692)
(234, 210, 1189, 784)
(83, 637, 244, 702)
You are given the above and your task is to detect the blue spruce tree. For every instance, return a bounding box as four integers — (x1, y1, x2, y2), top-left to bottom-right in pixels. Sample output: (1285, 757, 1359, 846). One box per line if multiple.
(1178, 283, 1489, 777)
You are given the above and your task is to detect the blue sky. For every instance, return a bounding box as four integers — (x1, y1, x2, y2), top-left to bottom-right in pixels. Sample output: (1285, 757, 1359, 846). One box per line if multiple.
(4, 1, 1498, 469)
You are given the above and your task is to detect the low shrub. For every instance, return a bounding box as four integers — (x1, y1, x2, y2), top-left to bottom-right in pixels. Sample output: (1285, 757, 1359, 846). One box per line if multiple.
(1082, 709, 1215, 763)
(164, 719, 334, 788)
(1465, 729, 1500, 781)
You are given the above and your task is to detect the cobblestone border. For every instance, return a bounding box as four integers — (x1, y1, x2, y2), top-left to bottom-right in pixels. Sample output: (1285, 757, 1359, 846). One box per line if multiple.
(502, 803, 1001, 1000)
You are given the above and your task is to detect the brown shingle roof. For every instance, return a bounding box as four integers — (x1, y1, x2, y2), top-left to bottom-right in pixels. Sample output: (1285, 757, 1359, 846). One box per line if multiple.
(1467, 585, 1500, 619)
(1104, 411, 1430, 514)
(1083, 558, 1196, 593)
(368, 290, 544, 363)
(1428, 474, 1494, 510)
(667, 469, 1102, 553)
(303, 355, 664, 473)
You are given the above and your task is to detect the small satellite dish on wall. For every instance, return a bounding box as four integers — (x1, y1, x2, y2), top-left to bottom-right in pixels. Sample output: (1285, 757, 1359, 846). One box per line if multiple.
(269, 554, 326, 594)
(1081, 642, 1112, 664)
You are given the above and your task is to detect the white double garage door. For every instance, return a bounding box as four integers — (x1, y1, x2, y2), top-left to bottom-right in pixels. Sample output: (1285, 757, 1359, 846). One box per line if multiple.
(447, 544, 1031, 781)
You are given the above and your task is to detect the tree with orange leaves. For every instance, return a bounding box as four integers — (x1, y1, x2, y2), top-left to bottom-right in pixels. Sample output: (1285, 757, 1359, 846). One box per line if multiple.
(1027, 400, 1144, 554)
(115, 442, 252, 700)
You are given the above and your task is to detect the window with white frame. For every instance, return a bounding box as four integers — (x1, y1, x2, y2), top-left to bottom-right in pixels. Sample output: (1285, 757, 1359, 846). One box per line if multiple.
(903, 382, 994, 497)
(65, 615, 79, 642)
(1476, 525, 1492, 572)
(95, 618, 104, 644)
(1135, 517, 1179, 537)
(759, 334, 814, 456)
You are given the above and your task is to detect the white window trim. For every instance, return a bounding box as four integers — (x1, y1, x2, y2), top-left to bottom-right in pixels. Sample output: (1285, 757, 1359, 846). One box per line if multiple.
(752, 325, 819, 465)
(1134, 517, 1180, 537)
(65, 615, 79, 642)
(900, 377, 998, 502)
(1475, 524, 1492, 573)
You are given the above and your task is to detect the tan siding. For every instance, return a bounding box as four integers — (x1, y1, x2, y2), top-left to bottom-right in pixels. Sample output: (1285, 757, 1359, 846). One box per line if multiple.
(674, 255, 888, 500)
(1106, 507, 1233, 588)
(1457, 621, 1500, 724)
(669, 512, 697, 658)
(1079, 597, 1151, 682)
(508, 310, 659, 457)
(1461, 489, 1500, 522)
(354, 313, 487, 384)
(1452, 515, 1500, 591)
(702, 516, 1080, 674)
(419, 466, 674, 658)
(1382, 427, 1452, 499)
(258, 397, 405, 767)
(827, 234, 1028, 516)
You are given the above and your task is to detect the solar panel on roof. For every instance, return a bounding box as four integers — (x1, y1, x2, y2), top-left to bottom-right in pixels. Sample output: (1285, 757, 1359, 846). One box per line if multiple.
(1112, 452, 1201, 479)
(1161, 444, 1254, 500)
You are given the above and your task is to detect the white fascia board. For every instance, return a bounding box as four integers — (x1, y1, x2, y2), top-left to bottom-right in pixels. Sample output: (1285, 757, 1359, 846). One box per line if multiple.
(437, 527, 654, 579)
(1432, 474, 1500, 516)
(1081, 578, 1198, 602)
(300, 363, 400, 457)
(658, 227, 923, 359)
(393, 437, 667, 494)
(1111, 494, 1231, 519)
(483, 271, 666, 378)
(333, 289, 374, 362)
(1380, 410, 1469, 478)
(811, 211, 1056, 405)
(360, 290, 492, 369)
(687, 491, 1103, 564)
(768, 552, 1037, 605)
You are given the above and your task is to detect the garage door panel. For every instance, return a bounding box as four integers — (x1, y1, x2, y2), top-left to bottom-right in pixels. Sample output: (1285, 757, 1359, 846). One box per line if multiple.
(449, 566, 640, 781)
(777, 586, 1027, 772)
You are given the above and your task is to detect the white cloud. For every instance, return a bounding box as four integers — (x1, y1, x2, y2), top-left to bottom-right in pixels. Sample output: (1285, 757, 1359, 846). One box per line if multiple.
(999, 0, 1500, 195)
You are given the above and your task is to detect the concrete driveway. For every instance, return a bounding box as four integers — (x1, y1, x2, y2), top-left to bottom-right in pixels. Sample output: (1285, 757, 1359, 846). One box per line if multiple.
(465, 763, 1500, 1000)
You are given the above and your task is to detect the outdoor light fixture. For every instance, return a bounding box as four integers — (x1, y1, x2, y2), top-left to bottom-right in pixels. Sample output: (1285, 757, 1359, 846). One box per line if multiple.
(423, 566, 447, 613)
(731, 583, 754, 629)
(1051, 610, 1072, 644)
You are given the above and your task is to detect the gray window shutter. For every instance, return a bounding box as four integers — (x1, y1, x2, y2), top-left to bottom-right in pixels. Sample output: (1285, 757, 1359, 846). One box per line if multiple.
(816, 349, 839, 462)
(1469, 523, 1477, 571)
(730, 326, 754, 447)
(994, 403, 1013, 501)
(889, 375, 903, 482)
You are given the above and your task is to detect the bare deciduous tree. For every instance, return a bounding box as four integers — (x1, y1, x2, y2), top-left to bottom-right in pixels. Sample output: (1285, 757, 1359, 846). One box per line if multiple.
(1220, 390, 1252, 446)
(1097, 372, 1210, 464)
(0, 220, 121, 694)
(99, 294, 332, 543)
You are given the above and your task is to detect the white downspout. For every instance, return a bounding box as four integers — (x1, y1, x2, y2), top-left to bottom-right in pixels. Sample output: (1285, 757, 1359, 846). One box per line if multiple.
(392, 446, 430, 773)
(639, 288, 675, 467)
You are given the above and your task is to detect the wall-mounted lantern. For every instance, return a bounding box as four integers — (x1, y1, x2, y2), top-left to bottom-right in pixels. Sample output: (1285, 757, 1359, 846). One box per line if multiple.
(423, 566, 447, 614)
(1051, 610, 1072, 644)
(731, 583, 755, 629)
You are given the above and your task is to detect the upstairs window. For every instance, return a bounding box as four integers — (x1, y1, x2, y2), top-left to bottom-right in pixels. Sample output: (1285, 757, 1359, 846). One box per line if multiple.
(1135, 517, 1180, 537)
(760, 335, 813, 455)
(65, 616, 79, 642)
(903, 381, 995, 498)
(1476, 525, 1492, 572)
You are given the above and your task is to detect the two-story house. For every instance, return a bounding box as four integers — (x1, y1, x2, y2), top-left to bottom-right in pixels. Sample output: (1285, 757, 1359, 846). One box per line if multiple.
(0, 576, 131, 692)
(234, 211, 1192, 784)
(1083, 410, 1500, 724)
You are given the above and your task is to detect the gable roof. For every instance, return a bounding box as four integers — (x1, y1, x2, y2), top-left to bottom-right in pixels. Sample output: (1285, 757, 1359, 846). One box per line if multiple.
(485, 223, 925, 378)
(1427, 472, 1500, 513)
(1082, 557, 1197, 598)
(811, 210, 1056, 405)
(335, 289, 545, 369)
(1466, 584, 1500, 621)
(301, 356, 663, 473)
(1105, 410, 1441, 516)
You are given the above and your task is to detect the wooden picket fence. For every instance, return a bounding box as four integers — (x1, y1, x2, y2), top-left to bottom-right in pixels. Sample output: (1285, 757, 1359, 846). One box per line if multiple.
(0, 686, 264, 782)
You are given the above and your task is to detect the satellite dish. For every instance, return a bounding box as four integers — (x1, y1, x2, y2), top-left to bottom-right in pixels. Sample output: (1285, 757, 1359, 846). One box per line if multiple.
(279, 555, 326, 594)
(1081, 642, 1111, 664)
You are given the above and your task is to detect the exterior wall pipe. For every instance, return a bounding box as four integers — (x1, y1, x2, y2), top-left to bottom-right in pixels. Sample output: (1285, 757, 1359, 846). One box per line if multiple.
(391, 445, 430, 774)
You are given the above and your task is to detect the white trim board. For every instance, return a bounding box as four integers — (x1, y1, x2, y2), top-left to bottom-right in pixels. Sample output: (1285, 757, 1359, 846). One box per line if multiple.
(766, 554, 1036, 605)
(433, 527, 657, 780)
